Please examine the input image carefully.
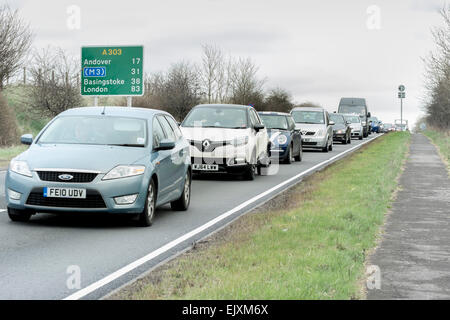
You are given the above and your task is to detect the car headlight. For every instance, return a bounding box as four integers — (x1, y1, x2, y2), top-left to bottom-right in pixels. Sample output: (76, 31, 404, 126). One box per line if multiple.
(9, 159, 32, 177)
(277, 135, 288, 145)
(232, 136, 248, 147)
(315, 129, 324, 137)
(337, 130, 344, 134)
(103, 165, 145, 181)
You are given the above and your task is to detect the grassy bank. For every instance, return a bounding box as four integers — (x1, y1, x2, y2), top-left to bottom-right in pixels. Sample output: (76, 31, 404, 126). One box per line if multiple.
(423, 129, 450, 171)
(0, 145, 27, 168)
(112, 132, 411, 300)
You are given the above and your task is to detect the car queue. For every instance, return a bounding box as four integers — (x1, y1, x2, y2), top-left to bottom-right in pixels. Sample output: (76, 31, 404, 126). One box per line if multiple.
(5, 97, 384, 226)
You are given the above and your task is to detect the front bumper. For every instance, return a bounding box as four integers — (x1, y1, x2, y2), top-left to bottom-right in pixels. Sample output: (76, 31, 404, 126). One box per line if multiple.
(301, 136, 327, 149)
(333, 133, 346, 141)
(191, 157, 250, 174)
(5, 170, 149, 214)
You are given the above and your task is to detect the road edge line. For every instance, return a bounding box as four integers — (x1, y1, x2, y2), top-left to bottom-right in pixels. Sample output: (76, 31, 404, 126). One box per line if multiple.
(64, 134, 383, 300)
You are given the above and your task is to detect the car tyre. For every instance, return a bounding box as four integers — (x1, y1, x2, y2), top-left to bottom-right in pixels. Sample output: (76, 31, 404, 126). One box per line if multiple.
(7, 207, 33, 222)
(284, 145, 293, 164)
(138, 179, 156, 227)
(294, 142, 302, 162)
(171, 171, 191, 211)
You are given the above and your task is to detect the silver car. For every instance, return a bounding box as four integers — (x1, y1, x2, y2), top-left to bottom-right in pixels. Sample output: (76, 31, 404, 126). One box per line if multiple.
(290, 107, 334, 152)
(343, 114, 364, 140)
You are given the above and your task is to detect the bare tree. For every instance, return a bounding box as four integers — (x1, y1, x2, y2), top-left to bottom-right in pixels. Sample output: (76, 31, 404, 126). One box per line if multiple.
(164, 61, 202, 120)
(228, 57, 265, 106)
(28, 47, 83, 117)
(200, 44, 224, 103)
(0, 92, 19, 146)
(260, 88, 294, 112)
(0, 5, 33, 90)
(423, 5, 450, 129)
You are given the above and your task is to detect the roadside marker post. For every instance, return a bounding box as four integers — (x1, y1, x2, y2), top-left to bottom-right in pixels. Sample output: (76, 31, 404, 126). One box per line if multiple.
(81, 46, 144, 108)
(398, 85, 406, 131)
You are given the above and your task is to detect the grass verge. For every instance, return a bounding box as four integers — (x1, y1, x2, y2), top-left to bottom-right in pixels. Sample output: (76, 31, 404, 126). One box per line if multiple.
(111, 132, 411, 300)
(0, 145, 27, 168)
(423, 129, 450, 171)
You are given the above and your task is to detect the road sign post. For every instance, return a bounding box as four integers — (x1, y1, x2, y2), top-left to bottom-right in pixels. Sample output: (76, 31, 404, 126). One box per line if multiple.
(398, 85, 405, 131)
(81, 46, 144, 107)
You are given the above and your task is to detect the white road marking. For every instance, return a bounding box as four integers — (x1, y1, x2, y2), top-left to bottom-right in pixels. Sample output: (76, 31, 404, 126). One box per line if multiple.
(64, 135, 382, 300)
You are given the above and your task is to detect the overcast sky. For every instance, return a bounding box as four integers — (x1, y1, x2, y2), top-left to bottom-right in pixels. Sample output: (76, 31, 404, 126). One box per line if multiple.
(5, 0, 447, 126)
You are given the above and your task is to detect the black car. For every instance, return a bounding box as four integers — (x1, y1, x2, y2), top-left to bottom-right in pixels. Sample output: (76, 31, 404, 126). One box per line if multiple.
(258, 112, 302, 164)
(330, 113, 352, 144)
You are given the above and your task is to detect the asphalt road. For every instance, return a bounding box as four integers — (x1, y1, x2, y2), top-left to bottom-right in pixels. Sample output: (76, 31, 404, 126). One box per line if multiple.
(0, 134, 381, 300)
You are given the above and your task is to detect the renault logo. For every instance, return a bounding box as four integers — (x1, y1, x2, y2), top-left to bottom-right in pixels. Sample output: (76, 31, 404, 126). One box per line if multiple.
(202, 139, 211, 149)
(58, 174, 74, 181)
(301, 130, 308, 135)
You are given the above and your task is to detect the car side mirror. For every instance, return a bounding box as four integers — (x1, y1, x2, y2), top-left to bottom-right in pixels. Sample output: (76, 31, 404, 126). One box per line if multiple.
(346, 121, 351, 125)
(367, 112, 371, 118)
(155, 139, 175, 151)
(254, 123, 265, 131)
(329, 121, 335, 126)
(21, 134, 33, 145)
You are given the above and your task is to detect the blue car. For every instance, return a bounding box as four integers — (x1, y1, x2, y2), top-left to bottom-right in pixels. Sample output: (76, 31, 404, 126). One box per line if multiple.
(5, 107, 192, 227)
(258, 112, 302, 164)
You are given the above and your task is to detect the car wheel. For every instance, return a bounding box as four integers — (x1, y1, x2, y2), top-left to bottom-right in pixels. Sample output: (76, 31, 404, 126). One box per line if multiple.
(342, 137, 347, 145)
(329, 142, 333, 151)
(348, 135, 351, 144)
(294, 142, 302, 162)
(7, 207, 33, 222)
(243, 151, 256, 180)
(138, 179, 156, 227)
(284, 145, 293, 164)
(171, 171, 191, 211)
(359, 135, 363, 140)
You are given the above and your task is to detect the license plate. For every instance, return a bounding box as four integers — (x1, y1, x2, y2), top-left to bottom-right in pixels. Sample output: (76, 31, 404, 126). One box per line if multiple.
(192, 164, 219, 171)
(43, 187, 86, 199)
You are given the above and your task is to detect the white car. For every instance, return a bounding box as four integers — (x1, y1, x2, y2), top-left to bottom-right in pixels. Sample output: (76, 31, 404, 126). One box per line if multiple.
(343, 114, 364, 140)
(180, 104, 271, 180)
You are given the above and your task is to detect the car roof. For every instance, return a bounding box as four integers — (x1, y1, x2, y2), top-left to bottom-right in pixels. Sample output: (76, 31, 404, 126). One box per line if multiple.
(258, 111, 290, 116)
(339, 98, 367, 105)
(341, 113, 360, 117)
(193, 104, 252, 110)
(59, 107, 169, 118)
(291, 106, 325, 112)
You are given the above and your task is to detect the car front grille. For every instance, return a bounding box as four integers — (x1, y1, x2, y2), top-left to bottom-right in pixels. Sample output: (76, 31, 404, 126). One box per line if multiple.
(304, 132, 315, 136)
(37, 171, 97, 183)
(302, 142, 318, 146)
(26, 189, 106, 209)
(190, 140, 231, 152)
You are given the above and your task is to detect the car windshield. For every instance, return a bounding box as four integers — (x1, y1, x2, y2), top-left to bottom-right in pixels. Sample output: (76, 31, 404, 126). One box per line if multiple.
(291, 111, 325, 124)
(38, 116, 147, 147)
(329, 114, 345, 124)
(345, 116, 360, 123)
(182, 107, 248, 129)
(259, 114, 289, 130)
(339, 105, 366, 116)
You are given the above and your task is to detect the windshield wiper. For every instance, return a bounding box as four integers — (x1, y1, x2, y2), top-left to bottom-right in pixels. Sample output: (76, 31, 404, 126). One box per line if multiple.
(107, 144, 145, 147)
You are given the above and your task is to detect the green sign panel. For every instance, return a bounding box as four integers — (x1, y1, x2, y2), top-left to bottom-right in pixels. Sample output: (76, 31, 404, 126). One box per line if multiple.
(81, 46, 144, 96)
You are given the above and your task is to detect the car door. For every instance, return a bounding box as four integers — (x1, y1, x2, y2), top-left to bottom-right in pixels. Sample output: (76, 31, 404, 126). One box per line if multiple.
(156, 115, 182, 200)
(163, 115, 188, 197)
(325, 111, 332, 145)
(151, 115, 174, 205)
(288, 115, 301, 155)
(250, 108, 267, 160)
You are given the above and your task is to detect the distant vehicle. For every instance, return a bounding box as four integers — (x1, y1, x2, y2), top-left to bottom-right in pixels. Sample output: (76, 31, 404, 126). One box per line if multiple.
(343, 114, 364, 140)
(290, 106, 334, 153)
(394, 119, 409, 131)
(382, 123, 395, 133)
(180, 104, 271, 180)
(338, 98, 371, 138)
(6, 107, 192, 227)
(259, 111, 302, 164)
(329, 113, 351, 144)
(368, 117, 380, 133)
